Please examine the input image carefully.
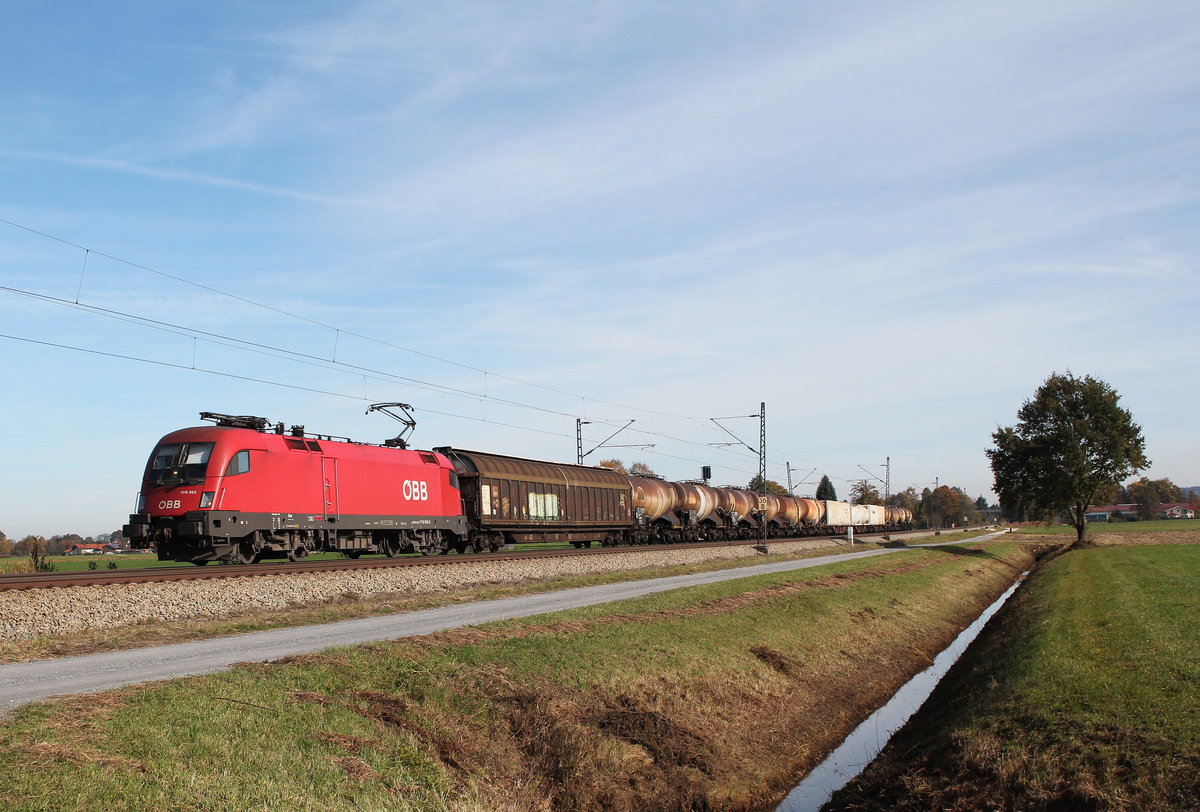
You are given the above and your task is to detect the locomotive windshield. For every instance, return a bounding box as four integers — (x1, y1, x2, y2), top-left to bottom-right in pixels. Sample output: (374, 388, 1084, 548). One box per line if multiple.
(147, 442, 214, 486)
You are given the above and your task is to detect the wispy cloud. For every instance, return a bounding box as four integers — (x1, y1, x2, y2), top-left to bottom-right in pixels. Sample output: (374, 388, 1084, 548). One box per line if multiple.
(0, 148, 366, 204)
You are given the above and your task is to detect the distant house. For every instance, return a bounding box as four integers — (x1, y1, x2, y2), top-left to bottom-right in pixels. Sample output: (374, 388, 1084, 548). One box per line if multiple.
(1084, 504, 1136, 522)
(65, 543, 119, 555)
(1160, 503, 1196, 520)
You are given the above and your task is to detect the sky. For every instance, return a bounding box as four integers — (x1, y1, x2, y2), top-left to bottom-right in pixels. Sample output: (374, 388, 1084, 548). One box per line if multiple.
(1, 0, 1198, 538)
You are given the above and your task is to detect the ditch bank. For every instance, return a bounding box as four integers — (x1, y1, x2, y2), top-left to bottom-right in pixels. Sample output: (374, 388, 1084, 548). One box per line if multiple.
(824, 540, 1200, 811)
(0, 540, 1039, 811)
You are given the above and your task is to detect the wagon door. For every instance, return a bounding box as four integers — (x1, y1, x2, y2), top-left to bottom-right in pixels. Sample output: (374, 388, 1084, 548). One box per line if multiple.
(321, 457, 340, 520)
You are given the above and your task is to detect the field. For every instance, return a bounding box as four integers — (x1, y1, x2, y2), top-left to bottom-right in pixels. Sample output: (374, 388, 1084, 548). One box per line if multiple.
(0, 539, 1036, 811)
(1017, 517, 1200, 535)
(827, 541, 1200, 810)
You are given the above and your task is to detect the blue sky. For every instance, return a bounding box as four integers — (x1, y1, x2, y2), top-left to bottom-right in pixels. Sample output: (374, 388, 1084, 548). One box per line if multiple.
(2, 1, 1198, 538)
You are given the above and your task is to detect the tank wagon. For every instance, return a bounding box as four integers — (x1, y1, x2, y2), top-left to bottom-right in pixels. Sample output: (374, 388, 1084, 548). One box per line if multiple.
(124, 412, 912, 564)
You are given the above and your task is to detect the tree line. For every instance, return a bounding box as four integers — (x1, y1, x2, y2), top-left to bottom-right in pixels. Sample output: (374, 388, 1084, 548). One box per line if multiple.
(600, 460, 989, 529)
(0, 530, 127, 557)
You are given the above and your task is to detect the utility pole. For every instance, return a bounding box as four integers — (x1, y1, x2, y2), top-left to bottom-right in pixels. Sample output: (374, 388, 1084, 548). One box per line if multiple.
(707, 405, 767, 550)
(576, 419, 651, 465)
(758, 402, 767, 550)
(786, 463, 817, 496)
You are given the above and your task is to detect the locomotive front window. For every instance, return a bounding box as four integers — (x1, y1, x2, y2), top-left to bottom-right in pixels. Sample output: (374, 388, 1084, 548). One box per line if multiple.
(148, 442, 214, 485)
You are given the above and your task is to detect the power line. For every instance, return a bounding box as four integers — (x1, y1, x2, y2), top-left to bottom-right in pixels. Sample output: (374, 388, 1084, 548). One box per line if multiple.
(0, 215, 700, 420)
(0, 216, 882, 480)
(0, 279, 775, 466)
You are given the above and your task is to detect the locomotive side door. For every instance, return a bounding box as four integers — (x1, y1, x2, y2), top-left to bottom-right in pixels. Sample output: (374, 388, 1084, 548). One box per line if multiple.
(321, 457, 340, 520)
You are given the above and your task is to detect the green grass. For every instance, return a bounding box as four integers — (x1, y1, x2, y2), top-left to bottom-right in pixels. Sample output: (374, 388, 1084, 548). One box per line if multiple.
(0, 541, 1037, 811)
(828, 542, 1200, 810)
(1017, 517, 1200, 534)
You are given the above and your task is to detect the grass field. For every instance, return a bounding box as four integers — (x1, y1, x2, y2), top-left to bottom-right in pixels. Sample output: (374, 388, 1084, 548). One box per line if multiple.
(827, 541, 1200, 810)
(1017, 517, 1200, 535)
(0, 539, 1036, 811)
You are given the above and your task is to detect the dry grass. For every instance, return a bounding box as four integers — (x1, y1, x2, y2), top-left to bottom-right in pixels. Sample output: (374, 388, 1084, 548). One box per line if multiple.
(0, 542, 1040, 811)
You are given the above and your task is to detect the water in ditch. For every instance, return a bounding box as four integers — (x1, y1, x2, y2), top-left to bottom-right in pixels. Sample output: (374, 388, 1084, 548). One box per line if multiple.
(771, 572, 1029, 812)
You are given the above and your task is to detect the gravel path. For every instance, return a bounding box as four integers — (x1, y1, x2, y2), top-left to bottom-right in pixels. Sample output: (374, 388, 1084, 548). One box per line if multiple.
(0, 545, 912, 711)
(0, 538, 850, 640)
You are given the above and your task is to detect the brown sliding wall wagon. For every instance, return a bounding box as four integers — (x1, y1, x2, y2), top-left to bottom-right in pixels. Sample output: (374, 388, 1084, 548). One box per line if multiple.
(435, 448, 634, 550)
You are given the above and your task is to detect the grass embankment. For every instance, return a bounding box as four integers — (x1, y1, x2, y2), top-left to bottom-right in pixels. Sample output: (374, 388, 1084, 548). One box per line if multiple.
(0, 541, 1033, 811)
(0, 542, 885, 664)
(827, 542, 1200, 811)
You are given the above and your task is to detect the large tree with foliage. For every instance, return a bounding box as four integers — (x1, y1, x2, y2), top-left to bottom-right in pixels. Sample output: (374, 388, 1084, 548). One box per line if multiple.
(849, 480, 882, 505)
(597, 459, 628, 475)
(628, 461, 658, 478)
(815, 475, 837, 501)
(748, 476, 788, 495)
(987, 372, 1148, 545)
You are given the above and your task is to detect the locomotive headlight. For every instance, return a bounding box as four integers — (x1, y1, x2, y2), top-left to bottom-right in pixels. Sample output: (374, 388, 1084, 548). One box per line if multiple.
(199, 491, 215, 508)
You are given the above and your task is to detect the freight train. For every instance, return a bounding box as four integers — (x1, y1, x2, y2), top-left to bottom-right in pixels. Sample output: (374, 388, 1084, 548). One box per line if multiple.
(123, 412, 912, 564)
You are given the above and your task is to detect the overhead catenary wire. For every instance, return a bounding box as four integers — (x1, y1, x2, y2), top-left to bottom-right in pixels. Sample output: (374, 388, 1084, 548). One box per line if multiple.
(0, 215, 887, 482)
(0, 329, 766, 479)
(0, 280, 773, 467)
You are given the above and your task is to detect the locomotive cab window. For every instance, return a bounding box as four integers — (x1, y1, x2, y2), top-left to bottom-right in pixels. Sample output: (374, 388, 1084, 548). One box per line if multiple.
(148, 442, 214, 485)
(223, 450, 251, 477)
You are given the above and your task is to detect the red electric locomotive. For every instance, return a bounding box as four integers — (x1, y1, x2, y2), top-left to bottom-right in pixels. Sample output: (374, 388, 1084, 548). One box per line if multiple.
(123, 412, 468, 564)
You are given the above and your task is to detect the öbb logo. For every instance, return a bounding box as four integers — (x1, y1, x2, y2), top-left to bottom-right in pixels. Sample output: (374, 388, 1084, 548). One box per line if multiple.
(402, 480, 429, 501)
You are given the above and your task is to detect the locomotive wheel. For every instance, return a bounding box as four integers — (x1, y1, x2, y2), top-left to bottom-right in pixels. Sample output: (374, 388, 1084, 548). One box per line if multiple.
(228, 543, 257, 565)
(381, 538, 400, 558)
(288, 546, 308, 562)
(343, 551, 362, 559)
(453, 538, 468, 555)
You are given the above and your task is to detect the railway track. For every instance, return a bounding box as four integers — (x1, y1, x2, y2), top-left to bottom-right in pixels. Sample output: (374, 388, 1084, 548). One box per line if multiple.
(0, 528, 984, 592)
(0, 537, 843, 591)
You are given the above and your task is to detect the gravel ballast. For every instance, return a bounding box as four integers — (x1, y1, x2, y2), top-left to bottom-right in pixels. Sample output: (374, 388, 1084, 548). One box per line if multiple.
(0, 539, 849, 640)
